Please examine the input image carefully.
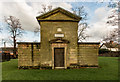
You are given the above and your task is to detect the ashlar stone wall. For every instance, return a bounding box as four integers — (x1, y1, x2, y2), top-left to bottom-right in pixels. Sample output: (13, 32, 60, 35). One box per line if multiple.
(17, 43, 40, 67)
(78, 43, 99, 67)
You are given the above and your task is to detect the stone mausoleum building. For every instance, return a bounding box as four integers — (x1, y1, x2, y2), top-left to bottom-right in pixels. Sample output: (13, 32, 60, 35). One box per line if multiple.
(17, 7, 100, 69)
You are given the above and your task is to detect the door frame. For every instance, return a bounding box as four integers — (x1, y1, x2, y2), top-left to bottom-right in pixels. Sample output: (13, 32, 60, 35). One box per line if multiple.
(51, 43, 67, 69)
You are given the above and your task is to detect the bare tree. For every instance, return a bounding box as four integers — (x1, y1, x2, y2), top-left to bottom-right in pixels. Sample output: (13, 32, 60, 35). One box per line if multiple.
(78, 23, 89, 41)
(98, 1, 120, 52)
(106, 1, 120, 26)
(4, 16, 24, 58)
(72, 6, 89, 41)
(103, 28, 118, 42)
(102, 28, 118, 53)
(0, 25, 2, 33)
(48, 5, 52, 11)
(35, 4, 52, 34)
(106, 1, 120, 46)
(98, 1, 119, 43)
(36, 5, 89, 41)
(37, 4, 53, 15)
(0, 28, 2, 32)
(34, 27, 40, 35)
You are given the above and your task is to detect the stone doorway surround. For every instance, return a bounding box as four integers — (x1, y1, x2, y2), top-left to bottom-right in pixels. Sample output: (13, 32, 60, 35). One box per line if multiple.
(49, 38, 69, 69)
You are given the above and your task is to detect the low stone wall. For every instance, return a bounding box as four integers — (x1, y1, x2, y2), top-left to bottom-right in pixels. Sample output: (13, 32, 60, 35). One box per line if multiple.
(78, 43, 99, 67)
(17, 42, 100, 69)
(17, 42, 40, 68)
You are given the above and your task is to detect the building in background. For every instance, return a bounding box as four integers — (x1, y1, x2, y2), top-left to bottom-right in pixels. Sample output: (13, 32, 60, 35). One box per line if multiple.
(100, 41, 120, 52)
(0, 47, 18, 61)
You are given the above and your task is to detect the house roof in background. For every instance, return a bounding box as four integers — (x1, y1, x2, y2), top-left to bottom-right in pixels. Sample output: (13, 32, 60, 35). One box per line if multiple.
(102, 42, 120, 48)
(78, 42, 100, 44)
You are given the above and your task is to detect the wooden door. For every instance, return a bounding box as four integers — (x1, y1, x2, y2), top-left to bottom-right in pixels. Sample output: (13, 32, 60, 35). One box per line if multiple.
(54, 48, 64, 67)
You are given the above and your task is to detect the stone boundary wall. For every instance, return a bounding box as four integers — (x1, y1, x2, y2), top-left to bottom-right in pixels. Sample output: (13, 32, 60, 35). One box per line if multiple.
(78, 43, 99, 67)
(17, 42, 40, 68)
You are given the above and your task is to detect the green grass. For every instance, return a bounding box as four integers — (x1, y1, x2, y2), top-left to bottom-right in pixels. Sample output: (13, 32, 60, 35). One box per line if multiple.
(2, 57, 118, 80)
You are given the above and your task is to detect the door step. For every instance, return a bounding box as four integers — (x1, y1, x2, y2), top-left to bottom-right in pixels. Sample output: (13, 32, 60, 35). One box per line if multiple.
(55, 67, 65, 69)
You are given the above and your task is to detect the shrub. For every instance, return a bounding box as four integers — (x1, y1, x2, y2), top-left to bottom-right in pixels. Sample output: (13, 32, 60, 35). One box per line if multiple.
(99, 49, 110, 54)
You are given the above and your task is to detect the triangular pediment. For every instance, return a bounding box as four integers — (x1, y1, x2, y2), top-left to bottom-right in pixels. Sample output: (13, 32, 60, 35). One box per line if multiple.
(36, 7, 81, 21)
(43, 12, 76, 20)
(49, 38, 69, 43)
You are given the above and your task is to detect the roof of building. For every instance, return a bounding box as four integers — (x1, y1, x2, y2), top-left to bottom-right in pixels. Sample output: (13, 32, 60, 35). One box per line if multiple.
(36, 7, 82, 21)
(17, 41, 100, 44)
(78, 42, 100, 44)
(17, 42, 40, 44)
(101, 42, 120, 48)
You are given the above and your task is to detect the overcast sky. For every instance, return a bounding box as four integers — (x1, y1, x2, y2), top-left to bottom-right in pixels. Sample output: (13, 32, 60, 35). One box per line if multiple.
(0, 0, 118, 47)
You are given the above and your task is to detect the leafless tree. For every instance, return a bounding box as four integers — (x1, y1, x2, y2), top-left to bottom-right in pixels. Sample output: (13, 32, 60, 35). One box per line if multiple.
(78, 23, 89, 41)
(98, 1, 120, 52)
(72, 6, 90, 41)
(102, 28, 118, 53)
(34, 27, 40, 35)
(48, 5, 52, 11)
(106, 1, 120, 26)
(35, 4, 53, 34)
(4, 16, 24, 58)
(103, 28, 118, 42)
(37, 4, 53, 14)
(106, 1, 120, 46)
(36, 5, 89, 41)
(0, 28, 2, 32)
(0, 25, 2, 32)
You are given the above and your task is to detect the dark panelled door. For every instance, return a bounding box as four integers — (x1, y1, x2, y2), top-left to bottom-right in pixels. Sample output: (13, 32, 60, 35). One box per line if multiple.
(54, 48, 64, 67)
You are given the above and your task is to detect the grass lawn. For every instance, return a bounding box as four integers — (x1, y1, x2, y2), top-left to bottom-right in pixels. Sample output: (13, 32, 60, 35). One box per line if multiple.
(2, 57, 118, 80)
